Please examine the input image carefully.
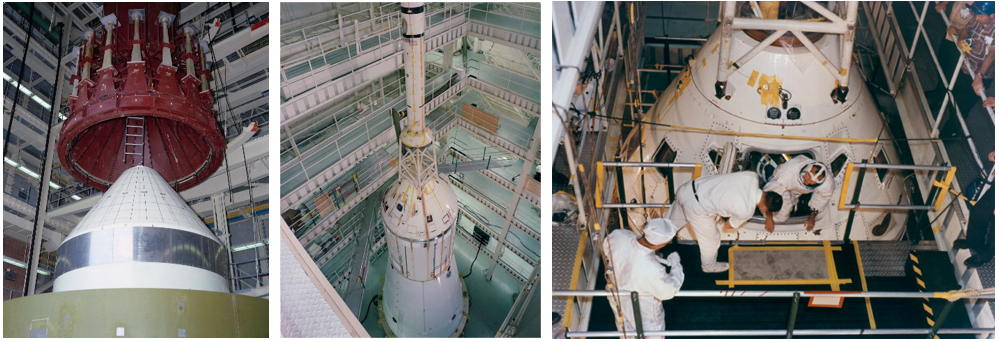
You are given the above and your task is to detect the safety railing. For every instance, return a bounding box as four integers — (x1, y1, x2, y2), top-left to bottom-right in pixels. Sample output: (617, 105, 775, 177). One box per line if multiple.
(282, 76, 404, 159)
(286, 145, 396, 240)
(280, 3, 398, 49)
(281, 5, 401, 65)
(467, 3, 541, 39)
(232, 256, 269, 292)
(932, 4, 995, 123)
(886, 2, 991, 174)
(553, 288, 995, 338)
(593, 161, 703, 209)
(838, 162, 956, 211)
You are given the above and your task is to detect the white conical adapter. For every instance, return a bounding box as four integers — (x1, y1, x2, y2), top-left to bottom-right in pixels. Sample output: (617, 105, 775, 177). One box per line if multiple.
(53, 166, 229, 293)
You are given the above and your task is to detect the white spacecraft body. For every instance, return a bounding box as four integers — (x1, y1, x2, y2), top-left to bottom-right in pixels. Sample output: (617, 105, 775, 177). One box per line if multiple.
(380, 175, 465, 337)
(53, 166, 229, 293)
(622, 21, 906, 242)
(377, 2, 467, 337)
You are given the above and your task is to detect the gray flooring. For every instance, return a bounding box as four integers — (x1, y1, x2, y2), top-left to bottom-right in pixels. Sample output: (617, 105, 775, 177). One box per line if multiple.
(733, 249, 828, 281)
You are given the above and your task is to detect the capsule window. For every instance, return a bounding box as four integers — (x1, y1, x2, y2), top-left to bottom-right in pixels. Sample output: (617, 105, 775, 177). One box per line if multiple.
(873, 149, 890, 182)
(830, 153, 848, 176)
(652, 139, 677, 179)
(397, 203, 403, 212)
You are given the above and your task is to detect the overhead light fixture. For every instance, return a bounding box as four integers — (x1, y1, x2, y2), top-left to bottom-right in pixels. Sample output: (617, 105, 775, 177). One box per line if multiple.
(2, 71, 52, 109)
(49, 181, 62, 190)
(3, 256, 51, 275)
(3, 157, 19, 167)
(71, 195, 82, 200)
(232, 241, 267, 252)
(18, 166, 40, 179)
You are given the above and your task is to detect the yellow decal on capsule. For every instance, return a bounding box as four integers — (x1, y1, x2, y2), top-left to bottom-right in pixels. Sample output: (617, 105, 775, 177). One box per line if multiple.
(747, 70, 760, 87)
(668, 68, 692, 106)
(757, 74, 783, 108)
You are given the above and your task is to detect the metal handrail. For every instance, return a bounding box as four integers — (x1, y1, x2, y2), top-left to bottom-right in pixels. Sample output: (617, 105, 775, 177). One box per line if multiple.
(893, 2, 989, 175)
(554, 288, 994, 338)
(594, 161, 703, 209)
(566, 328, 995, 338)
(838, 162, 956, 211)
(553, 289, 994, 299)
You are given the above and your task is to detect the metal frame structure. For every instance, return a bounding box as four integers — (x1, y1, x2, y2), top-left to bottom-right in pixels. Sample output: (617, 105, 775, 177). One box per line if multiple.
(554, 288, 995, 338)
(838, 162, 956, 211)
(715, 2, 858, 101)
(594, 161, 703, 209)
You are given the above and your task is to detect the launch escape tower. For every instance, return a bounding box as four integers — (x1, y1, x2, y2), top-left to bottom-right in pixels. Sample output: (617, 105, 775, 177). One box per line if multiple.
(378, 2, 470, 337)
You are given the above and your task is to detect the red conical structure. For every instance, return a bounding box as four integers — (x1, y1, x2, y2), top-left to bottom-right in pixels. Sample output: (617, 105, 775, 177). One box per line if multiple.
(58, 3, 225, 191)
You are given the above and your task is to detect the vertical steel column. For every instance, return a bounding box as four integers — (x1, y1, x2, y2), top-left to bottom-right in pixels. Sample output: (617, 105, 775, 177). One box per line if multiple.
(213, 193, 234, 292)
(3, 2, 36, 156)
(631, 291, 644, 339)
(614, 155, 629, 231)
(26, 19, 67, 296)
(787, 292, 800, 338)
(843, 159, 869, 242)
(928, 300, 957, 338)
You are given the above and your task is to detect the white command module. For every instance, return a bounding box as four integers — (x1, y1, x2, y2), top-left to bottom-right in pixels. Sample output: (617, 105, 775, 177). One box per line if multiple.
(621, 2, 906, 242)
(53, 166, 229, 293)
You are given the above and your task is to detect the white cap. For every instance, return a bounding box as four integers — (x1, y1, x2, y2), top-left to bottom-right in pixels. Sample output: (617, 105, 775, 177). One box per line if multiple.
(643, 218, 678, 245)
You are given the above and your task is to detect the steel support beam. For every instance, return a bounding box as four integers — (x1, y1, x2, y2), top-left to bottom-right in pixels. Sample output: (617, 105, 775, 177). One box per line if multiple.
(486, 121, 540, 280)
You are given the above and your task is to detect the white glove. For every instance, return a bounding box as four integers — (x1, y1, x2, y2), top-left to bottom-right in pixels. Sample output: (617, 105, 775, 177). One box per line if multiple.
(665, 252, 681, 267)
(664, 252, 684, 288)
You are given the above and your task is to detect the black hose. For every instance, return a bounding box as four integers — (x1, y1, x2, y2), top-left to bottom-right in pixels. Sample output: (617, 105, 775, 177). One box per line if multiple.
(360, 295, 379, 323)
(463, 244, 482, 279)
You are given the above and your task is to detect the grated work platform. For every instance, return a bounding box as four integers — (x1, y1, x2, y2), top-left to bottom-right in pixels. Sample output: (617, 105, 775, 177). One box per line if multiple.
(857, 241, 912, 277)
(551, 223, 582, 320)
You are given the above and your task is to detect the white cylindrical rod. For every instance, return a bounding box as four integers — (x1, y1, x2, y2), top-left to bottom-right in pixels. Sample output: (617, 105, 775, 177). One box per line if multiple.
(82, 32, 94, 81)
(102, 18, 115, 69)
(131, 14, 142, 62)
(161, 16, 173, 66)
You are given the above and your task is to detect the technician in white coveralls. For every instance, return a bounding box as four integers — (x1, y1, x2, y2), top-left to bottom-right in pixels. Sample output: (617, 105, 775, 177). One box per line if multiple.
(602, 219, 684, 338)
(762, 156, 833, 233)
(668, 171, 783, 273)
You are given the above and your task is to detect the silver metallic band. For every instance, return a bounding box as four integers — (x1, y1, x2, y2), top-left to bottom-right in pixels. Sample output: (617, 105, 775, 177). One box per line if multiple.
(55, 226, 228, 279)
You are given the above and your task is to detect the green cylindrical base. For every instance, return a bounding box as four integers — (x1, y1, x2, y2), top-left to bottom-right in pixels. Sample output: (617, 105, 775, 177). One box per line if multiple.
(3, 288, 268, 338)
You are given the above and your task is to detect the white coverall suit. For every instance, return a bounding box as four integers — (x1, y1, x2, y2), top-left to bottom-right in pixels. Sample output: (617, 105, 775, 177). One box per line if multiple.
(667, 171, 761, 269)
(602, 230, 683, 338)
(762, 156, 833, 223)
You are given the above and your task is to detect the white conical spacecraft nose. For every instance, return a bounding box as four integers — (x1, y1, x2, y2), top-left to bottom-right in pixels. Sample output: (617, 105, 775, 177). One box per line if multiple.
(53, 165, 229, 293)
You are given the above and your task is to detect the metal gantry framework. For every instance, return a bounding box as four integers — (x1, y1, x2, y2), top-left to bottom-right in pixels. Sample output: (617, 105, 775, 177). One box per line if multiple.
(280, 2, 541, 337)
(553, 0, 995, 337)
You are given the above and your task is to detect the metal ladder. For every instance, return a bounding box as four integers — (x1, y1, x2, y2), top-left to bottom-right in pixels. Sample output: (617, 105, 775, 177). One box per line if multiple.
(123, 117, 145, 164)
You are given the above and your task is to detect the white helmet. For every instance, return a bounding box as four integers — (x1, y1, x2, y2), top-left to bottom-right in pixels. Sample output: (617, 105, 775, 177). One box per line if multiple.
(799, 162, 828, 186)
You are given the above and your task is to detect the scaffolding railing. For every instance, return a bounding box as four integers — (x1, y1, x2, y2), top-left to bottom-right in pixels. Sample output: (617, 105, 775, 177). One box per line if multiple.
(593, 161, 703, 209)
(554, 288, 995, 338)
(282, 75, 404, 159)
(838, 162, 956, 211)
